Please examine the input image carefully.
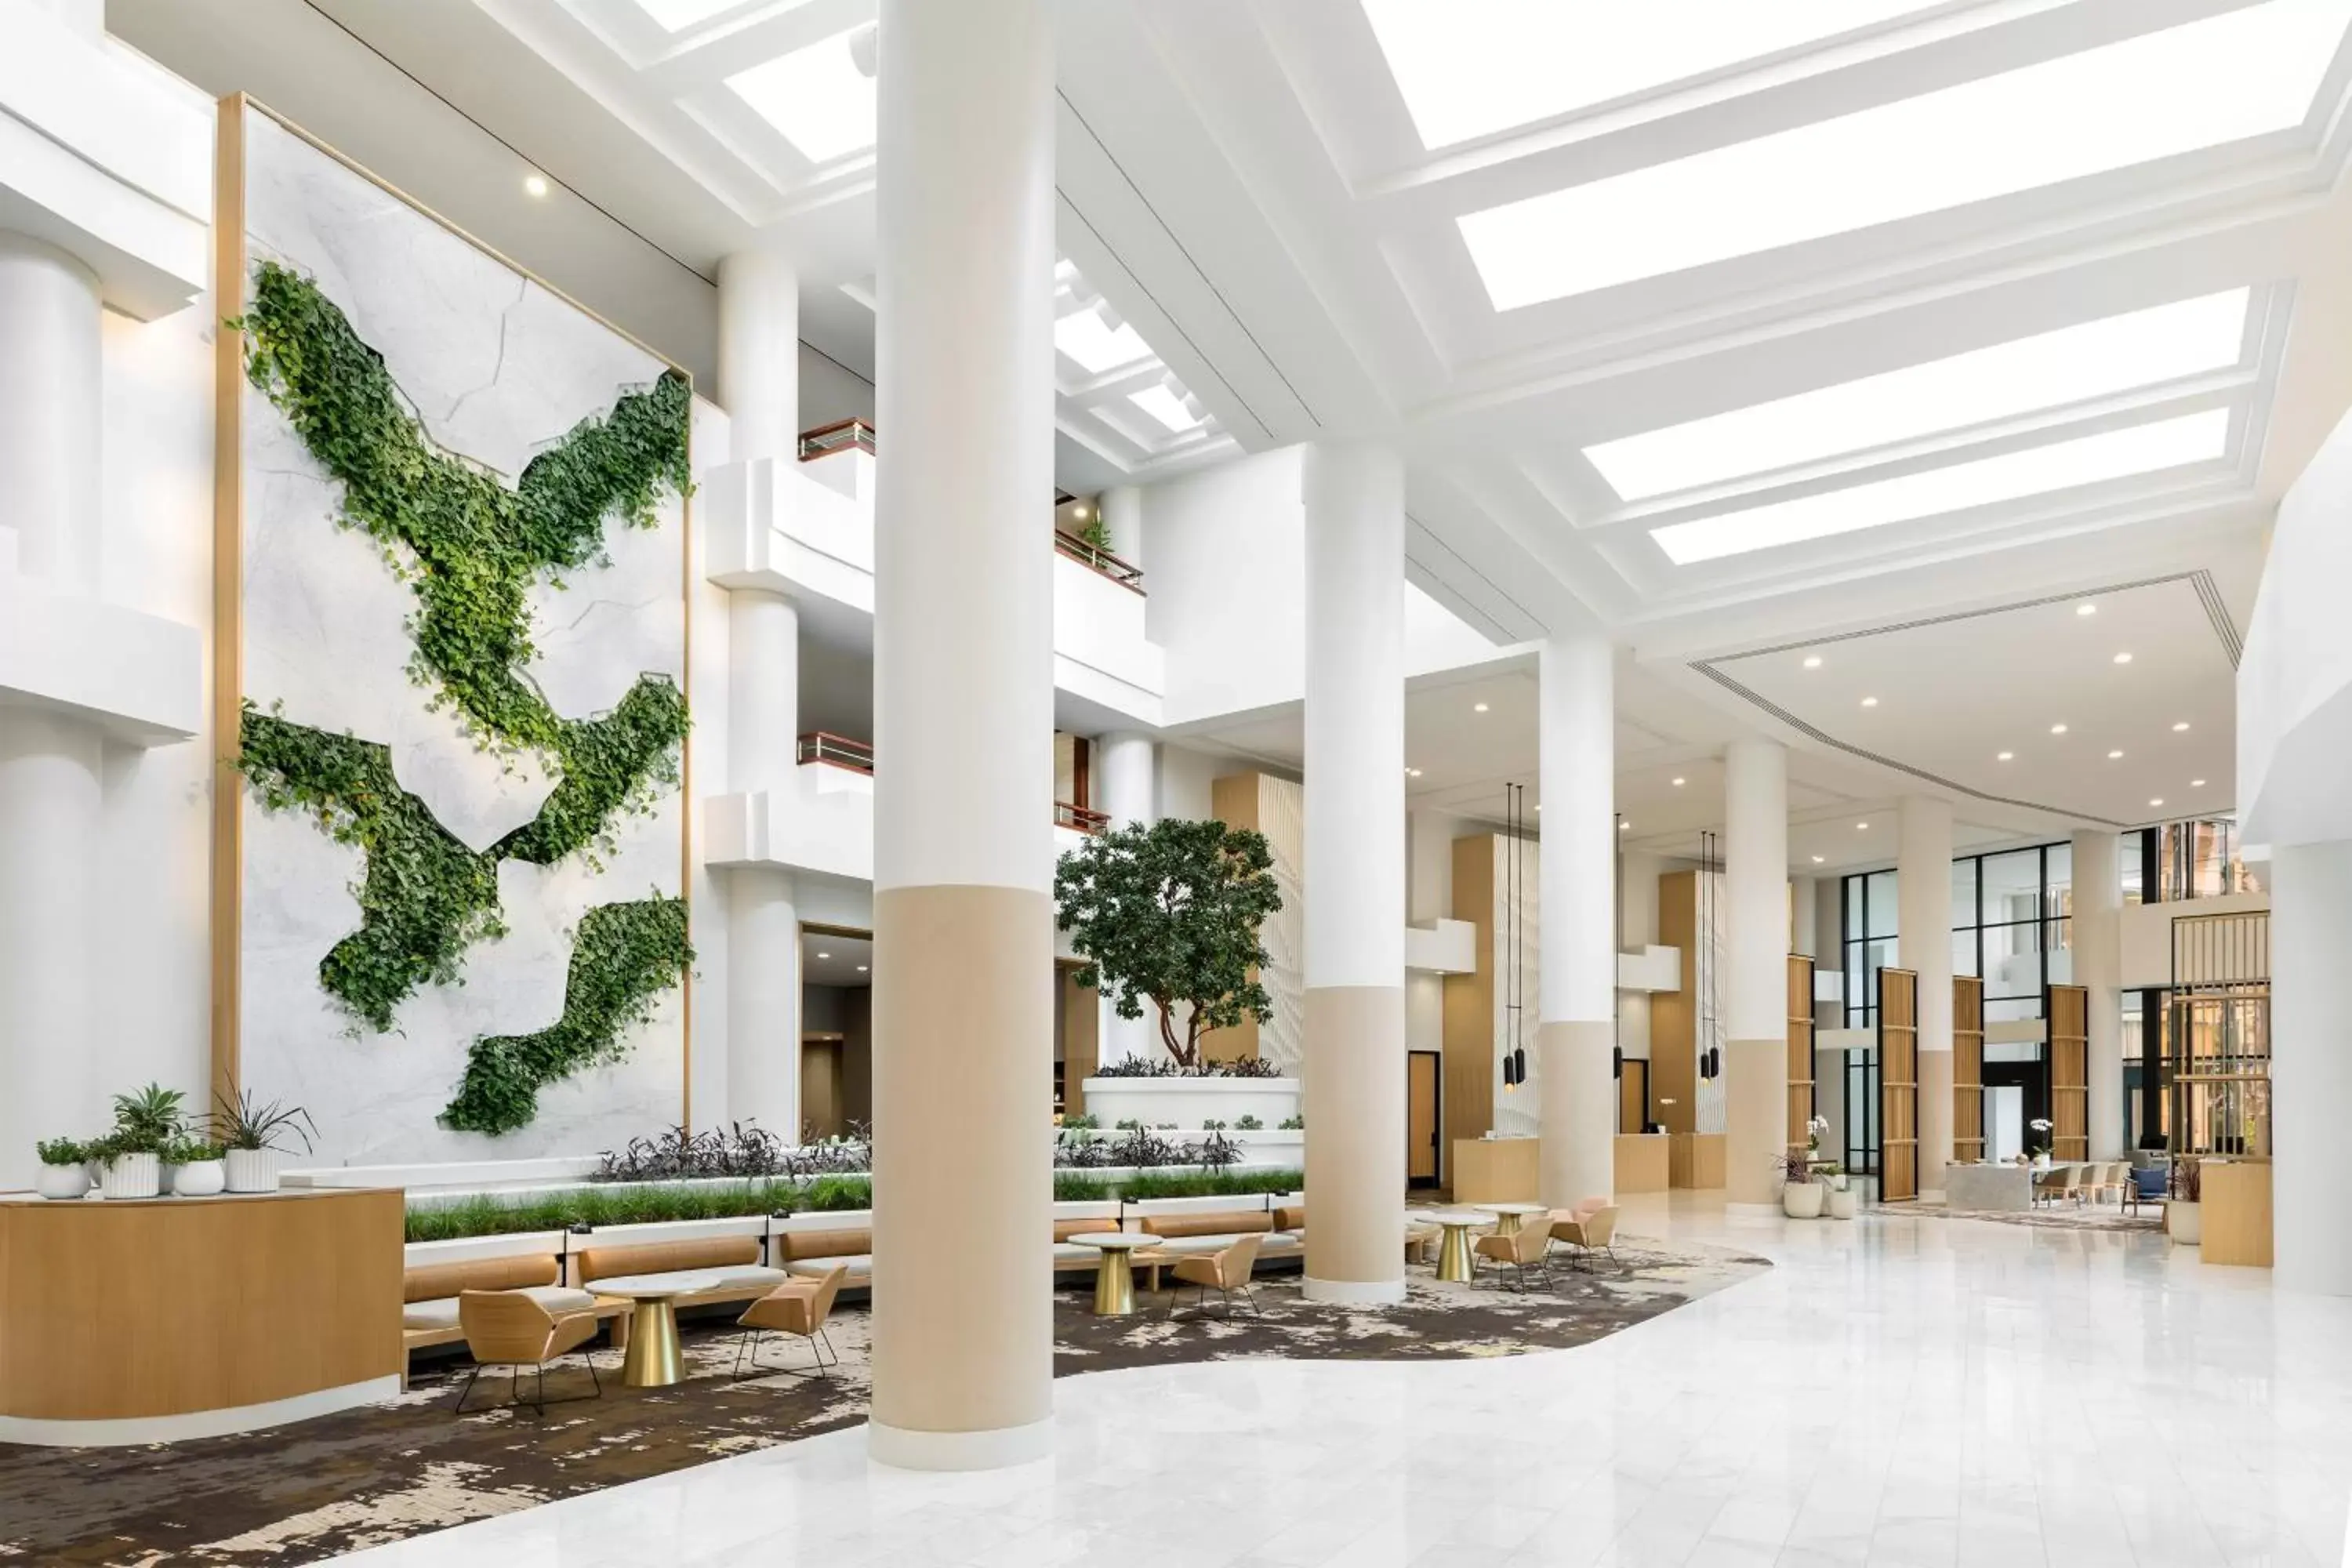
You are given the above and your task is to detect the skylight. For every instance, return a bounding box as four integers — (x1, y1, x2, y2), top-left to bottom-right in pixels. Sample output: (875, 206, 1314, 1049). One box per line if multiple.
(1588, 289, 2252, 501)
(1650, 408, 2230, 564)
(1362, 0, 1933, 151)
(637, 0, 761, 31)
(727, 29, 877, 164)
(1054, 308, 1152, 375)
(1460, 0, 2350, 310)
(1129, 386, 1203, 434)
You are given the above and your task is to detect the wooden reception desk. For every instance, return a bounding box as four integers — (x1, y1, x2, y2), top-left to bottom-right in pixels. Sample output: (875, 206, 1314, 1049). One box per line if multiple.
(0, 1186, 402, 1445)
(2198, 1159, 2274, 1268)
(1615, 1134, 1670, 1193)
(1452, 1136, 1539, 1203)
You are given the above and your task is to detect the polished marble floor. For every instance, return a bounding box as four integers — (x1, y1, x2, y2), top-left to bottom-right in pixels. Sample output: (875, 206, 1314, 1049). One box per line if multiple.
(332, 1194, 2352, 1567)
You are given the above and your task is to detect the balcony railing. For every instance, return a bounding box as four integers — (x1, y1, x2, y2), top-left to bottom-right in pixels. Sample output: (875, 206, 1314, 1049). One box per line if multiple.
(1056, 800, 1111, 835)
(797, 731, 874, 773)
(1052, 532, 1145, 593)
(797, 419, 876, 460)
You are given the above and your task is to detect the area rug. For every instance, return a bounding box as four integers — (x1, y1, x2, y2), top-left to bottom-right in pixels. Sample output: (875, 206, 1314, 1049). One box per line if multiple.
(1875, 1201, 2164, 1233)
(0, 1235, 1764, 1566)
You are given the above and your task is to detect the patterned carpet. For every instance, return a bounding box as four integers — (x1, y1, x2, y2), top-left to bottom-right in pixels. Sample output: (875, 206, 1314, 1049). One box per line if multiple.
(1876, 1201, 2165, 1233)
(0, 1236, 1766, 1566)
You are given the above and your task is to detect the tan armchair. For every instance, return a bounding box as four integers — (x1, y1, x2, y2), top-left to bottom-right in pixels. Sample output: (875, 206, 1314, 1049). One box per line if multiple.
(1473, 1208, 1555, 1290)
(454, 1289, 603, 1416)
(733, 1265, 848, 1378)
(2033, 1164, 2081, 1207)
(1552, 1204, 1620, 1272)
(1167, 1232, 1264, 1319)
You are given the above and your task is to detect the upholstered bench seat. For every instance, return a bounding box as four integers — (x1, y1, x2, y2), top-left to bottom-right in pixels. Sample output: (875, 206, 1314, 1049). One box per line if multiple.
(1144, 1230, 1304, 1258)
(404, 1283, 594, 1333)
(583, 1265, 787, 1296)
(786, 1254, 871, 1283)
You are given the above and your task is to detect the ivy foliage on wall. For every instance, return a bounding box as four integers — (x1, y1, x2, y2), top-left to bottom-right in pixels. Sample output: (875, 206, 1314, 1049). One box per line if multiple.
(234, 260, 693, 1134)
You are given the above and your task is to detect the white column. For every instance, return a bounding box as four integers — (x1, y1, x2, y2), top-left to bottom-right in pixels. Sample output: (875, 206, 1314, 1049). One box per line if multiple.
(1537, 632, 1616, 1209)
(1723, 739, 1788, 1210)
(1301, 441, 1406, 1305)
(1791, 877, 1818, 959)
(0, 234, 105, 1191)
(1900, 797, 1955, 1200)
(2274, 840, 2352, 1294)
(1098, 484, 1144, 566)
(869, 0, 1055, 1468)
(2071, 829, 2124, 1159)
(717, 247, 804, 1142)
(1094, 731, 1158, 1065)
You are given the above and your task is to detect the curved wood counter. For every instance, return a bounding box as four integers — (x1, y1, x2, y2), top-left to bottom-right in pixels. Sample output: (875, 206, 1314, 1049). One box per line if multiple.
(0, 1186, 402, 1446)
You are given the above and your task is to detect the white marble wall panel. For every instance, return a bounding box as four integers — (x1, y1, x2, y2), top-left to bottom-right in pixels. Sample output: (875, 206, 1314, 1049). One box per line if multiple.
(236, 111, 686, 1166)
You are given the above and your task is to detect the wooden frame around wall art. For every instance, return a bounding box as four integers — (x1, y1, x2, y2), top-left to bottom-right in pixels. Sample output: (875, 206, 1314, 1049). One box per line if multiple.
(206, 94, 695, 1123)
(1878, 967, 1920, 1201)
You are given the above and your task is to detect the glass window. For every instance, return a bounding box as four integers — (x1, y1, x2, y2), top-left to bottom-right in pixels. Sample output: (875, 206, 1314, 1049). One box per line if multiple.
(1951, 928, 1979, 980)
(1980, 849, 2042, 927)
(2121, 829, 2147, 907)
(1982, 919, 2041, 999)
(2043, 842, 2072, 920)
(1987, 995, 2041, 1024)
(2044, 916, 2073, 987)
(1865, 870, 1898, 938)
(1950, 858, 1979, 931)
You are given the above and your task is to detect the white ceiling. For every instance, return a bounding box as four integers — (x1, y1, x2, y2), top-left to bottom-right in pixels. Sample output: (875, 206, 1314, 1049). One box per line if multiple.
(121, 0, 2352, 863)
(801, 930, 871, 989)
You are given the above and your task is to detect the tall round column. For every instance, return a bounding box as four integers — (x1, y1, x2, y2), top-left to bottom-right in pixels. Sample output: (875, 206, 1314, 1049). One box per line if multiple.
(2071, 828, 2123, 1157)
(1722, 739, 1788, 1211)
(868, 0, 1056, 1468)
(1537, 632, 1616, 1209)
(1094, 731, 1158, 1065)
(1900, 797, 1954, 1200)
(717, 247, 804, 1141)
(2273, 839, 2352, 1294)
(0, 233, 105, 1192)
(1098, 485, 1144, 568)
(1301, 441, 1406, 1305)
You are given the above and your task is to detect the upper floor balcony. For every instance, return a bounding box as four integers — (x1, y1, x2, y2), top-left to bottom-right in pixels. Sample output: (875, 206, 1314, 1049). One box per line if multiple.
(704, 417, 1164, 724)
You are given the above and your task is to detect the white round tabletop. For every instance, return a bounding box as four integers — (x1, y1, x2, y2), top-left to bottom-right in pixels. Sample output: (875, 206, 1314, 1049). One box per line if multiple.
(1068, 1231, 1152, 1250)
(586, 1272, 722, 1298)
(1476, 1202, 1552, 1216)
(1421, 1210, 1491, 1229)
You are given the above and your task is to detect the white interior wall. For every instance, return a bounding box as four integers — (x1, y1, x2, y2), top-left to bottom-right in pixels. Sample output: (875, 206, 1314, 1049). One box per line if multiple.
(1142, 447, 1307, 724)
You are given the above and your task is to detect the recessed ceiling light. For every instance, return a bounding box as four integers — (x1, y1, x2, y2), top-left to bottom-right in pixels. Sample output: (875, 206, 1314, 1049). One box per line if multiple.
(1406, 768, 1423, 778)
(856, 964, 869, 973)
(1671, 777, 1686, 787)
(1619, 820, 1630, 831)
(1812, 855, 1826, 864)
(1856, 821, 1869, 830)
(1127, 384, 1203, 434)
(1860, 696, 1878, 708)
(2113, 652, 2134, 665)
(1650, 410, 2230, 564)
(2150, 798, 2165, 808)
(522, 172, 549, 198)
(1455, 5, 2344, 309)
(2191, 779, 2207, 788)
(2051, 724, 2069, 735)
(1585, 290, 2250, 501)
(816, 952, 830, 960)
(1802, 655, 1823, 669)
(2076, 603, 2098, 616)
(2172, 721, 2191, 731)
(2107, 750, 2125, 760)
(1997, 751, 2014, 761)
(1054, 307, 1151, 374)
(727, 28, 880, 164)
(1474, 702, 1490, 713)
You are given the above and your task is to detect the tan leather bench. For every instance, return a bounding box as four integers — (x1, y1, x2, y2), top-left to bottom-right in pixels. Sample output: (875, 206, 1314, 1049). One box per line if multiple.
(401, 1253, 622, 1388)
(576, 1236, 789, 1350)
(1133, 1208, 1300, 1290)
(774, 1225, 873, 1287)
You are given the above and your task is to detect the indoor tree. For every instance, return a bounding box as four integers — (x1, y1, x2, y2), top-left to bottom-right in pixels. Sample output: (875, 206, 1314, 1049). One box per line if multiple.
(1054, 817, 1281, 1070)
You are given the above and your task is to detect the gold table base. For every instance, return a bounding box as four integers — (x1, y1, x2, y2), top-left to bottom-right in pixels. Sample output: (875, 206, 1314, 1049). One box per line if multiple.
(1490, 1211, 1524, 1236)
(622, 1298, 683, 1387)
(1091, 1251, 1138, 1316)
(1434, 1223, 1477, 1283)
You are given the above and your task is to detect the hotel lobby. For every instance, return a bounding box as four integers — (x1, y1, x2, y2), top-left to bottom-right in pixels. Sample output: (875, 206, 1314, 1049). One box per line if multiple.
(3, 0, 2350, 1563)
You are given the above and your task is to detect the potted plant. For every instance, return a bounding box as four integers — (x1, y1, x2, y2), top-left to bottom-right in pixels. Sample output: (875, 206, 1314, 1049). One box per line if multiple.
(213, 1091, 315, 1193)
(165, 1136, 228, 1197)
(95, 1083, 186, 1200)
(33, 1138, 92, 1200)
(1778, 1150, 1824, 1218)
(1819, 1161, 1857, 1219)
(2166, 1156, 2202, 1245)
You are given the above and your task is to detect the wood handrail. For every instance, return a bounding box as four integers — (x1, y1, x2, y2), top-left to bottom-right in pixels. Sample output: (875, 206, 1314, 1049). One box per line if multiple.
(797, 419, 876, 460)
(796, 731, 874, 773)
(1052, 532, 1145, 593)
(1056, 800, 1111, 834)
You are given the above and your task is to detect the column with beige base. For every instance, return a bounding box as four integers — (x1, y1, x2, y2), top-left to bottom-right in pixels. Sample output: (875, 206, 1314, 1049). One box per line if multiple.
(1301, 442, 1406, 1305)
(1537, 632, 1617, 1210)
(866, 0, 1055, 1470)
(1722, 739, 1789, 1212)
(1900, 797, 1955, 1200)
(2072, 827, 2124, 1158)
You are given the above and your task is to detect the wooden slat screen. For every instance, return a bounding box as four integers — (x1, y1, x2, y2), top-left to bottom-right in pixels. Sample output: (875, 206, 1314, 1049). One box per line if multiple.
(1787, 954, 1815, 1150)
(1879, 967, 1920, 1201)
(1953, 975, 1985, 1164)
(2048, 982, 2089, 1161)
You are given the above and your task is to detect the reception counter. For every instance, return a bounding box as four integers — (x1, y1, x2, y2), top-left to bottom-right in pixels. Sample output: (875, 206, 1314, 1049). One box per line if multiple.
(1452, 1136, 1539, 1203)
(1668, 1132, 1725, 1189)
(1614, 1134, 1669, 1193)
(0, 1186, 402, 1445)
(2198, 1159, 2273, 1268)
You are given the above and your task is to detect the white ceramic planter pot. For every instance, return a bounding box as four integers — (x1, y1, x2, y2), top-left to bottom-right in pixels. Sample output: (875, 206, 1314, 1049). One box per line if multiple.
(225, 1148, 282, 1193)
(1081, 1076, 1302, 1131)
(100, 1152, 162, 1200)
(1782, 1181, 1826, 1219)
(2167, 1199, 2202, 1246)
(173, 1160, 227, 1197)
(34, 1161, 91, 1200)
(1825, 1185, 1858, 1220)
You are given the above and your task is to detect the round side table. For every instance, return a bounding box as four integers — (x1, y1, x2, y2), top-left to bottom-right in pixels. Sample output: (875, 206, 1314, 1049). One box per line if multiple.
(1069, 1232, 1153, 1316)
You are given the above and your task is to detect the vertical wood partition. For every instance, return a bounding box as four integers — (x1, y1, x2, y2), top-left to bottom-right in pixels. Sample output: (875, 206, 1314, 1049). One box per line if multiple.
(1787, 954, 1815, 1150)
(2048, 983, 2089, 1160)
(1953, 975, 1985, 1163)
(1653, 870, 1699, 1134)
(1878, 967, 1920, 1201)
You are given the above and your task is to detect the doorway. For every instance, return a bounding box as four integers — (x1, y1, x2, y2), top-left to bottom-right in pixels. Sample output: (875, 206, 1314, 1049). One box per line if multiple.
(801, 925, 872, 1142)
(800, 1038, 846, 1140)
(1406, 1050, 1441, 1189)
(1617, 1058, 1650, 1133)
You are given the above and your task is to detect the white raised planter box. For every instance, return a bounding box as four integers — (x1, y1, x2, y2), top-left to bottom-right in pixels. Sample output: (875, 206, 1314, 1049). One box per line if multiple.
(1082, 1076, 1301, 1131)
